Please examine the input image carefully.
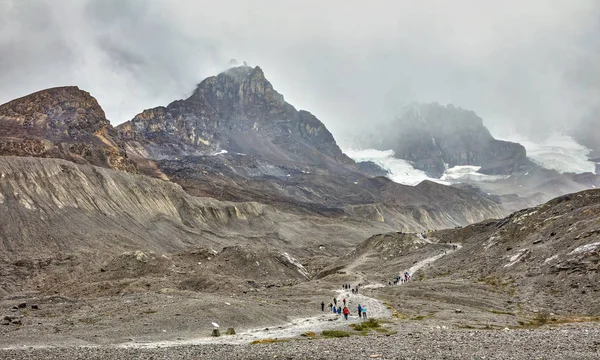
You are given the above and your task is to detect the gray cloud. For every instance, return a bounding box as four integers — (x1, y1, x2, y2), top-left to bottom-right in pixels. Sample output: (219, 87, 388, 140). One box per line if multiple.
(0, 0, 598, 140)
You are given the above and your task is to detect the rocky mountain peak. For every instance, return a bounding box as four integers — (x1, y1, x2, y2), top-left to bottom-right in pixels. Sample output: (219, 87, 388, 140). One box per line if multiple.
(119, 65, 350, 167)
(0, 86, 136, 172)
(0, 86, 109, 137)
(189, 65, 285, 112)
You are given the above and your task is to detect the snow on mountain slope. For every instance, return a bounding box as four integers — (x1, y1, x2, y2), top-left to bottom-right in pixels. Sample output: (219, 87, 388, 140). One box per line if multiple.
(495, 134, 596, 174)
(440, 165, 509, 182)
(345, 149, 510, 185)
(344, 148, 439, 185)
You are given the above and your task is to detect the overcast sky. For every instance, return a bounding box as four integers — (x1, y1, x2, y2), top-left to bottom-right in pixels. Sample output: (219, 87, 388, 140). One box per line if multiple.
(0, 0, 598, 139)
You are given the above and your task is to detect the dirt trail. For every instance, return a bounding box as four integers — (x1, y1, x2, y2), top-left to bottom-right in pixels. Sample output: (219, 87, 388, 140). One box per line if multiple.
(406, 242, 462, 277)
(113, 240, 464, 348)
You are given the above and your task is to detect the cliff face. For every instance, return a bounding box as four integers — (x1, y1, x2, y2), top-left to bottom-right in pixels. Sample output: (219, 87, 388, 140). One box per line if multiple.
(0, 87, 136, 172)
(355, 103, 528, 177)
(118, 66, 352, 168)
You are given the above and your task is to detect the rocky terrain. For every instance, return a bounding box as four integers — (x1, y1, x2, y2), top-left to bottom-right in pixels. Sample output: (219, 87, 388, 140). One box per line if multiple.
(3, 327, 599, 359)
(1, 189, 599, 359)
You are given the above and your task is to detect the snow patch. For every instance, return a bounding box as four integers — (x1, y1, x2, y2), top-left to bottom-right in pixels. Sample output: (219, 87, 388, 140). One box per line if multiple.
(544, 255, 558, 264)
(344, 148, 446, 186)
(441, 165, 509, 182)
(281, 252, 309, 278)
(345, 148, 507, 186)
(513, 210, 538, 225)
(504, 249, 529, 267)
(568, 242, 600, 255)
(494, 133, 595, 174)
(212, 150, 228, 156)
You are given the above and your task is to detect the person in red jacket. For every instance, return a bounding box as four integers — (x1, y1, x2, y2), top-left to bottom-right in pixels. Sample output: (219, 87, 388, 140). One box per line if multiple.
(343, 306, 350, 320)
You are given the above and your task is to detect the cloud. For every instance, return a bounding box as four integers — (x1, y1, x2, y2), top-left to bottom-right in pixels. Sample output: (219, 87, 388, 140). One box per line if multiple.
(0, 0, 598, 139)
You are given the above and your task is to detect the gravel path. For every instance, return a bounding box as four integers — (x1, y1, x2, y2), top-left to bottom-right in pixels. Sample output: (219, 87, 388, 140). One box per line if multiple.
(3, 326, 599, 359)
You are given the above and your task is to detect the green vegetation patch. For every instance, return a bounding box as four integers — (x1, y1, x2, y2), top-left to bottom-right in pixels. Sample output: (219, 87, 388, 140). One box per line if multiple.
(250, 338, 288, 344)
(322, 330, 351, 338)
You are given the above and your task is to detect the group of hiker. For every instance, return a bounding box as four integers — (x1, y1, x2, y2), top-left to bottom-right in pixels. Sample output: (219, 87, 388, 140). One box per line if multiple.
(322, 298, 367, 320)
(342, 283, 360, 295)
(391, 271, 411, 285)
(320, 283, 368, 321)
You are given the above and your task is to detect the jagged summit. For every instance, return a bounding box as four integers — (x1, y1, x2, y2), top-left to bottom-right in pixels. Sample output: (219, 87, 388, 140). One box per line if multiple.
(118, 65, 348, 166)
(187, 65, 286, 113)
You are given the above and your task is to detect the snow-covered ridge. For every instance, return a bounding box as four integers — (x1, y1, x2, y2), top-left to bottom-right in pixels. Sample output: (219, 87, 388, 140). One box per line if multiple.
(495, 133, 595, 174)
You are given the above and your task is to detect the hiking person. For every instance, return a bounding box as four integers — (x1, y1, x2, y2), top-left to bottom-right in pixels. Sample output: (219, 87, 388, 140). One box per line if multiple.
(351, 288, 355, 295)
(321, 301, 325, 311)
(343, 298, 346, 306)
(357, 304, 362, 317)
(362, 306, 367, 319)
(332, 305, 337, 314)
(333, 297, 337, 306)
(337, 307, 341, 315)
(329, 303, 333, 312)
(343, 306, 350, 320)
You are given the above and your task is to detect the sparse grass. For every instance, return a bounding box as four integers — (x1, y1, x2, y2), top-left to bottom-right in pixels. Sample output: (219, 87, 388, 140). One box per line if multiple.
(517, 313, 600, 329)
(362, 318, 381, 328)
(456, 324, 477, 329)
(392, 310, 407, 319)
(140, 309, 157, 314)
(78, 317, 100, 325)
(479, 277, 500, 287)
(456, 323, 502, 330)
(250, 338, 288, 344)
(374, 328, 389, 333)
(412, 312, 435, 321)
(487, 309, 514, 316)
(351, 318, 381, 332)
(435, 269, 452, 278)
(300, 331, 318, 338)
(322, 330, 351, 338)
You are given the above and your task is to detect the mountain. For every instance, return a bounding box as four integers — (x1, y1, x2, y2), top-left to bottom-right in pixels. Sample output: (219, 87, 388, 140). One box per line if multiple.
(352, 103, 528, 178)
(114, 67, 506, 223)
(0, 87, 136, 172)
(117, 65, 352, 169)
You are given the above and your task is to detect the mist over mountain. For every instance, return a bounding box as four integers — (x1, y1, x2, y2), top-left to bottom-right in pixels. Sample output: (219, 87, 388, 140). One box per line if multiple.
(0, 0, 598, 143)
(344, 103, 528, 178)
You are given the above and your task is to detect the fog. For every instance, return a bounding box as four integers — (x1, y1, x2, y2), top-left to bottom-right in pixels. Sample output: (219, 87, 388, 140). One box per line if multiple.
(1, 0, 598, 140)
